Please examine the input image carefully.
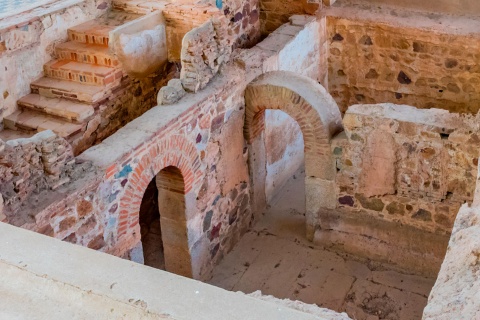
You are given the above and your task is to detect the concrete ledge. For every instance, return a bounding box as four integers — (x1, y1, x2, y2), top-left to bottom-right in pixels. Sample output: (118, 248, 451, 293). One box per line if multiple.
(0, 222, 333, 319)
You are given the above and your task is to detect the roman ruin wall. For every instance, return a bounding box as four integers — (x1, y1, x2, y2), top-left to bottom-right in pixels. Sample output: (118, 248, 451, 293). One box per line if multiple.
(325, 6, 480, 113)
(0, 16, 321, 281)
(259, 0, 318, 36)
(335, 104, 478, 234)
(0, 130, 83, 225)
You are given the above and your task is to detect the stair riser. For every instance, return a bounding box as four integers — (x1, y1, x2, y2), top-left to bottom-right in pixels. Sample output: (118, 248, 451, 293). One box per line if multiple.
(44, 65, 123, 88)
(56, 48, 119, 67)
(31, 85, 104, 104)
(4, 113, 85, 139)
(68, 30, 109, 46)
(17, 102, 93, 124)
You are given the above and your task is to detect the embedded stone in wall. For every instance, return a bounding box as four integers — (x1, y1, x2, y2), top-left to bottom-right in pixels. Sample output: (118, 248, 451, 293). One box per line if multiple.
(157, 79, 186, 105)
(398, 140, 447, 201)
(113, 24, 168, 78)
(180, 16, 233, 93)
(336, 103, 478, 233)
(358, 129, 396, 197)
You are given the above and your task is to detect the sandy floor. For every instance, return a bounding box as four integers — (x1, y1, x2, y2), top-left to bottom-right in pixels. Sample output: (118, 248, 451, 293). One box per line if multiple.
(209, 169, 435, 320)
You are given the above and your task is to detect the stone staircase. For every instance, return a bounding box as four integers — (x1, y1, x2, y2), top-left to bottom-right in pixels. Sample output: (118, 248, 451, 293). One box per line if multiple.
(2, 10, 140, 142)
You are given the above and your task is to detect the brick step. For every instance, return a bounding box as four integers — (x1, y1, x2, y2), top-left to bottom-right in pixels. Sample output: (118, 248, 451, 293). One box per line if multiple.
(31, 77, 110, 104)
(43, 60, 123, 88)
(55, 41, 119, 67)
(67, 11, 142, 45)
(17, 94, 94, 123)
(4, 110, 84, 139)
(67, 20, 114, 45)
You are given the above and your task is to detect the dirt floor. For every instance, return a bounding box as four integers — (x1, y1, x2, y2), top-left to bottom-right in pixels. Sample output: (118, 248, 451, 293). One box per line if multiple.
(208, 168, 436, 320)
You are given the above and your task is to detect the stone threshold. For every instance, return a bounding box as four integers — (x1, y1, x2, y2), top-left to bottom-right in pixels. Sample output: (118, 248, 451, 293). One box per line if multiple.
(0, 0, 84, 32)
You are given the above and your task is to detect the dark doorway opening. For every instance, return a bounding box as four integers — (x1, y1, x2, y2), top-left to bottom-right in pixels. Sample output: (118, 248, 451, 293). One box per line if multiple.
(139, 177, 165, 270)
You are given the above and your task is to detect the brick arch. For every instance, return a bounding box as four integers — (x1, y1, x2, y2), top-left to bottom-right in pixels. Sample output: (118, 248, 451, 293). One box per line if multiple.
(244, 71, 343, 240)
(116, 135, 202, 239)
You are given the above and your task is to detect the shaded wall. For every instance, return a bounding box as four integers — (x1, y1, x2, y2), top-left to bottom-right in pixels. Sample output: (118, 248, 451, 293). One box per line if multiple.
(264, 110, 304, 204)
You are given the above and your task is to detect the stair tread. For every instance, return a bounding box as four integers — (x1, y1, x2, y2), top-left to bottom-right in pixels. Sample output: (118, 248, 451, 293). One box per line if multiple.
(56, 41, 112, 56)
(45, 60, 118, 76)
(68, 20, 116, 38)
(31, 77, 108, 103)
(31, 77, 105, 95)
(18, 94, 94, 122)
(5, 110, 83, 138)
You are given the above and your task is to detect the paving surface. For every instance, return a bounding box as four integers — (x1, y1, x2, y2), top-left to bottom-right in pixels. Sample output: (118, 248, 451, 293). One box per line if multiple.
(209, 169, 436, 320)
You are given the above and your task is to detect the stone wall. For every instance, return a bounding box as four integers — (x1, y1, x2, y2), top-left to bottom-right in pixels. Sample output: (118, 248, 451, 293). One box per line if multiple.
(163, 0, 260, 64)
(0, 0, 110, 120)
(246, 15, 322, 82)
(259, 0, 318, 36)
(423, 202, 480, 319)
(320, 103, 479, 276)
(221, 0, 261, 48)
(180, 16, 233, 93)
(163, 3, 222, 62)
(327, 16, 480, 114)
(0, 130, 92, 226)
(71, 64, 176, 154)
(334, 103, 478, 234)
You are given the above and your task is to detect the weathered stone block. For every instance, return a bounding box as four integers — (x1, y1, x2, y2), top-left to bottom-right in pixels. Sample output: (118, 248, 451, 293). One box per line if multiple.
(157, 79, 186, 105)
(358, 129, 396, 197)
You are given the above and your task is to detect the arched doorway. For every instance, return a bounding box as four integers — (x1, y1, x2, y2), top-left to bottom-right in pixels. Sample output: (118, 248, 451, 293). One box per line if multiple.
(138, 166, 192, 277)
(244, 71, 343, 240)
